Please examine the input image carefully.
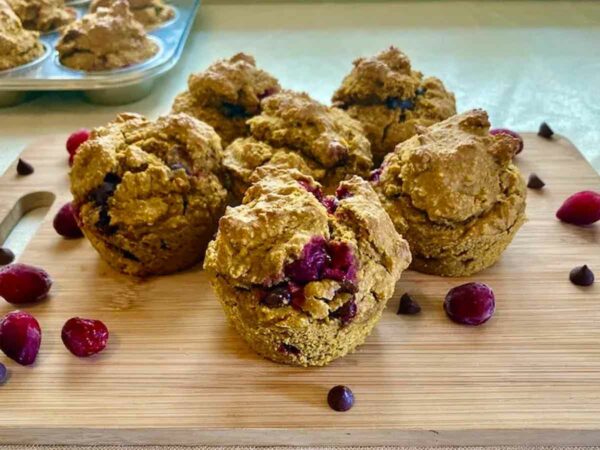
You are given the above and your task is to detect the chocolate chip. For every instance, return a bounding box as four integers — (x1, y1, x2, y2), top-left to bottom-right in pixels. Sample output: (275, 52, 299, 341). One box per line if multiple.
(261, 286, 291, 308)
(16, 158, 34, 176)
(122, 250, 139, 261)
(386, 97, 414, 110)
(569, 265, 594, 286)
(0, 363, 7, 384)
(0, 247, 15, 266)
(415, 87, 427, 96)
(96, 207, 117, 235)
(538, 122, 554, 139)
(278, 342, 300, 356)
(327, 385, 354, 412)
(330, 299, 357, 325)
(397, 293, 421, 315)
(527, 173, 545, 190)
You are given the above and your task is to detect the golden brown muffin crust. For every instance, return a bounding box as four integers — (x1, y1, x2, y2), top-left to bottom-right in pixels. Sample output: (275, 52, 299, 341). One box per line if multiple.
(90, 0, 174, 29)
(0, 0, 44, 71)
(6, 0, 75, 32)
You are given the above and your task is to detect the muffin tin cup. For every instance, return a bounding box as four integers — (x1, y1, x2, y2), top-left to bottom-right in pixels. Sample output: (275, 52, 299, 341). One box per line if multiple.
(0, 0, 199, 107)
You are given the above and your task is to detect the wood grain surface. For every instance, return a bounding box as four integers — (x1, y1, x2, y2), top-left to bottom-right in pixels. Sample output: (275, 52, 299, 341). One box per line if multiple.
(0, 133, 599, 447)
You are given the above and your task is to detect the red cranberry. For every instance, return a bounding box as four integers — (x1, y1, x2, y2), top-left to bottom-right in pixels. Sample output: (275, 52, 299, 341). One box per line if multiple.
(0, 311, 41, 366)
(322, 196, 339, 214)
(53, 202, 84, 238)
(556, 191, 600, 226)
(0, 263, 52, 304)
(490, 128, 524, 154)
(285, 237, 329, 283)
(369, 167, 383, 182)
(335, 185, 352, 200)
(66, 129, 90, 156)
(444, 282, 495, 326)
(327, 385, 354, 412)
(61, 317, 109, 357)
(298, 180, 324, 202)
(323, 241, 357, 284)
(261, 285, 291, 308)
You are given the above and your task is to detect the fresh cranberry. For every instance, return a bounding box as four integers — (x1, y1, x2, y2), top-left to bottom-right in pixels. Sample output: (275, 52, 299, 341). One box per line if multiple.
(323, 241, 357, 284)
(298, 180, 324, 202)
(322, 196, 338, 214)
(330, 299, 357, 326)
(490, 128, 524, 154)
(61, 317, 109, 357)
(444, 282, 495, 326)
(369, 167, 383, 182)
(556, 191, 600, 226)
(53, 202, 84, 238)
(289, 282, 305, 310)
(327, 385, 355, 412)
(0, 263, 52, 304)
(66, 129, 90, 165)
(285, 237, 329, 283)
(335, 185, 352, 200)
(0, 311, 41, 366)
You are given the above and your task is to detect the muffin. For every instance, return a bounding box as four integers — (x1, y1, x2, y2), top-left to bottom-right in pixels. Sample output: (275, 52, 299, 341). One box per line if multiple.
(6, 0, 75, 32)
(374, 109, 526, 277)
(0, 0, 45, 71)
(332, 46, 456, 164)
(56, 0, 158, 72)
(70, 112, 228, 277)
(204, 169, 411, 367)
(171, 53, 281, 147)
(223, 90, 374, 201)
(90, 0, 174, 29)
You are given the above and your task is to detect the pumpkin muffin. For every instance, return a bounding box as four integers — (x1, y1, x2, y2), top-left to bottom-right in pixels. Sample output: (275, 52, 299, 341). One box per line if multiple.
(70, 112, 228, 276)
(90, 0, 174, 29)
(373, 109, 526, 277)
(333, 46, 456, 164)
(6, 0, 75, 32)
(204, 169, 411, 367)
(56, 0, 158, 72)
(0, 0, 45, 71)
(171, 53, 281, 147)
(223, 90, 373, 201)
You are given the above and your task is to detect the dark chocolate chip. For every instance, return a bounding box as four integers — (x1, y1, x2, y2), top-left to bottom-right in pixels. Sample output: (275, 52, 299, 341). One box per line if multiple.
(569, 265, 594, 287)
(538, 122, 554, 139)
(397, 293, 421, 315)
(96, 207, 117, 235)
(0, 247, 15, 266)
(261, 286, 292, 308)
(527, 173, 545, 190)
(16, 158, 34, 176)
(327, 385, 354, 412)
(0, 363, 7, 384)
(278, 342, 300, 356)
(415, 87, 427, 96)
(122, 250, 139, 261)
(330, 299, 357, 325)
(386, 97, 414, 110)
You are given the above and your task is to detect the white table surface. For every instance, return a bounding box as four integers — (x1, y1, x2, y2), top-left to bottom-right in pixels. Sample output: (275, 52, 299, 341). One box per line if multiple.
(1, 0, 600, 254)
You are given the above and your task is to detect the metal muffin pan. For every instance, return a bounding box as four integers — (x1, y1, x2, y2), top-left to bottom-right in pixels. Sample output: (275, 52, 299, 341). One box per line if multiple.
(0, 0, 200, 107)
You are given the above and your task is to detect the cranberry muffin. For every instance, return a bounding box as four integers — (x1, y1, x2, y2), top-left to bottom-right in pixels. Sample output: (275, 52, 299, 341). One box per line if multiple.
(333, 46, 456, 164)
(7, 0, 75, 32)
(374, 109, 526, 277)
(90, 0, 174, 29)
(223, 90, 374, 201)
(204, 169, 411, 366)
(56, 0, 157, 71)
(70, 112, 228, 276)
(0, 0, 45, 71)
(171, 53, 281, 147)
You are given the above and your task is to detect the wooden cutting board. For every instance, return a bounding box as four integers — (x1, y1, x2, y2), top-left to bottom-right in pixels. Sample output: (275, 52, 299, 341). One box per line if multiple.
(0, 133, 599, 447)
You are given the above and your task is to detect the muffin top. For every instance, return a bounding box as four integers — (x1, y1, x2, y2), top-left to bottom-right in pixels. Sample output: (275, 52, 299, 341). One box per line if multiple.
(6, 0, 75, 32)
(187, 52, 281, 116)
(0, 0, 45, 71)
(204, 169, 411, 321)
(90, 0, 174, 29)
(70, 112, 227, 233)
(56, 0, 157, 71)
(223, 90, 373, 198)
(376, 109, 523, 225)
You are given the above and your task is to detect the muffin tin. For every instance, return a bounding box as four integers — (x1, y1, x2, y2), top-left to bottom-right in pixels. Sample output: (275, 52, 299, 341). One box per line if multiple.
(0, 0, 200, 107)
